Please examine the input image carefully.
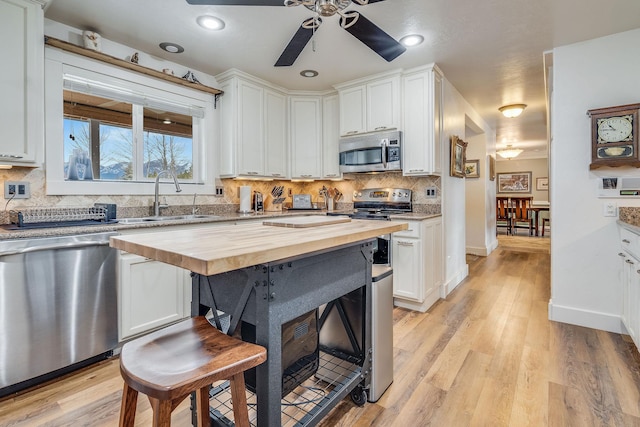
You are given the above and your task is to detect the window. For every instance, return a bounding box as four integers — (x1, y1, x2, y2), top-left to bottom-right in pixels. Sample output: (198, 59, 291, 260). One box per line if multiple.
(44, 55, 215, 196)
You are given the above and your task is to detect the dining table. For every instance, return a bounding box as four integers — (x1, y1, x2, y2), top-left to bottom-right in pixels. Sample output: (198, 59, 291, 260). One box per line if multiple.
(529, 201, 550, 236)
(110, 217, 407, 426)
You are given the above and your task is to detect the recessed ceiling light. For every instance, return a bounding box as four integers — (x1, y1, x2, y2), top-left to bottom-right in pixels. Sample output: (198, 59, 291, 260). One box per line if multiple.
(159, 42, 184, 54)
(300, 69, 318, 78)
(197, 15, 225, 30)
(499, 104, 527, 118)
(400, 34, 424, 47)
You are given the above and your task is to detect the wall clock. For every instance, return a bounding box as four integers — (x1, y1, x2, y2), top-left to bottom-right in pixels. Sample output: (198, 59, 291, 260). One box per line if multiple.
(588, 103, 640, 169)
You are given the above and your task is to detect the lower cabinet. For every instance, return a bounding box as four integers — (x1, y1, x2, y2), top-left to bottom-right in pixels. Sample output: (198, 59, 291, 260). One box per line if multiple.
(118, 252, 191, 341)
(392, 216, 442, 312)
(618, 225, 640, 350)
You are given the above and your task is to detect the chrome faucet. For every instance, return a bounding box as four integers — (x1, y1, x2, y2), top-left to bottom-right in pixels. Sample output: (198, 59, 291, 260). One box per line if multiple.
(153, 170, 182, 216)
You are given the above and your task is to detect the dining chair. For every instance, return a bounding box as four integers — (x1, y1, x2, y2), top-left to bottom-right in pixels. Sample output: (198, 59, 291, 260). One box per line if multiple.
(496, 197, 512, 235)
(511, 197, 534, 236)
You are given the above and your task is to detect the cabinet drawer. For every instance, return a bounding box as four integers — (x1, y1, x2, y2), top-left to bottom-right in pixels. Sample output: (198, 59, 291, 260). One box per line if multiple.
(393, 221, 421, 238)
(620, 227, 640, 259)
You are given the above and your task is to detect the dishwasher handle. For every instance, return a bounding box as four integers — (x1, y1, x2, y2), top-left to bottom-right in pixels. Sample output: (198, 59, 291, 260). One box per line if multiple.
(0, 239, 111, 257)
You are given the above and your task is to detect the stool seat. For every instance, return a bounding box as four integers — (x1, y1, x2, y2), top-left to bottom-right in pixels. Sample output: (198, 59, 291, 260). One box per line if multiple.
(119, 316, 266, 427)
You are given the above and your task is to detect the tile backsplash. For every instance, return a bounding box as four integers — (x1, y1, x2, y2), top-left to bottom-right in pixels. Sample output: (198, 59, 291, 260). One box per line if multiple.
(0, 168, 441, 222)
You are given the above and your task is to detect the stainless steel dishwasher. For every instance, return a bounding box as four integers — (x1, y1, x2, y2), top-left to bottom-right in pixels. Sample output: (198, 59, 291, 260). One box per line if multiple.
(0, 232, 118, 396)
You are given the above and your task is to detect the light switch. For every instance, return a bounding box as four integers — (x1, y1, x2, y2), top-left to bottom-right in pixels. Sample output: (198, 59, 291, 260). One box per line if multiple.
(603, 201, 617, 217)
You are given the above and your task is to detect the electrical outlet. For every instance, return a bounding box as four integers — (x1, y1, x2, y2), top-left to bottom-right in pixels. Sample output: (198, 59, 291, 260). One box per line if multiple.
(288, 188, 292, 197)
(5, 181, 30, 199)
(603, 201, 617, 217)
(425, 186, 437, 198)
(214, 186, 224, 197)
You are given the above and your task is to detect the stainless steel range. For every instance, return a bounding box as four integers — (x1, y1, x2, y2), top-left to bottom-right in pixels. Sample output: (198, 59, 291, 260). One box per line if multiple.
(320, 188, 411, 402)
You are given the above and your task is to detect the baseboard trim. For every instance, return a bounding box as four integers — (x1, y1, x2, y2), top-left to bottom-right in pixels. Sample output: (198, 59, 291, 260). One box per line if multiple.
(442, 264, 469, 297)
(466, 245, 489, 256)
(548, 299, 625, 334)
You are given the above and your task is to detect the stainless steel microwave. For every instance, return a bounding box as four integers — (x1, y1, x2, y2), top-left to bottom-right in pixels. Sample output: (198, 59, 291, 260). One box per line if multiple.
(339, 130, 402, 173)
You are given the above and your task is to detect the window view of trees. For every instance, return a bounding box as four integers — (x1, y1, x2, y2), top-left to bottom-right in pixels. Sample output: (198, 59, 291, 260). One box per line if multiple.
(63, 90, 193, 181)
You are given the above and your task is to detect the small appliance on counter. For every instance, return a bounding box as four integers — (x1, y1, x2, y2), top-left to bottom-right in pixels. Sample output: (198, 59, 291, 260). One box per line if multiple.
(253, 191, 264, 213)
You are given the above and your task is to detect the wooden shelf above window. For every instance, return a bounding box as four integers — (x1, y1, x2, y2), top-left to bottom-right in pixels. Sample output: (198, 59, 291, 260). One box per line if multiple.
(44, 36, 223, 96)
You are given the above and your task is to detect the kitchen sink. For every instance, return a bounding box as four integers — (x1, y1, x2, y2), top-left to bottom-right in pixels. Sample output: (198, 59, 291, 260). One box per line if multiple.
(117, 214, 220, 224)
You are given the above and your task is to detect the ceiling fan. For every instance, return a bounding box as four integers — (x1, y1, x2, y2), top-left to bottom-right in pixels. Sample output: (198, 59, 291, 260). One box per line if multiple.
(185, 0, 406, 67)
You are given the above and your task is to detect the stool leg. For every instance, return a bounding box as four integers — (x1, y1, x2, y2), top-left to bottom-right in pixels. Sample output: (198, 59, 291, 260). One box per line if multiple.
(229, 373, 251, 427)
(150, 397, 173, 427)
(119, 383, 138, 427)
(196, 386, 210, 427)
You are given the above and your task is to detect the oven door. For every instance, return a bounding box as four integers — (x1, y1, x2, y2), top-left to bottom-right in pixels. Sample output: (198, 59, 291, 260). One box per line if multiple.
(373, 234, 391, 266)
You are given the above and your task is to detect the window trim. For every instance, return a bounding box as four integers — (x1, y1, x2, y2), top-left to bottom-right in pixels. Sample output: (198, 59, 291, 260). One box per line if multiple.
(45, 47, 216, 196)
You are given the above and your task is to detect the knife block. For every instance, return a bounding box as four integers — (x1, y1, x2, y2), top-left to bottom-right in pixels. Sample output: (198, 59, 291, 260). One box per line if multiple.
(264, 195, 282, 212)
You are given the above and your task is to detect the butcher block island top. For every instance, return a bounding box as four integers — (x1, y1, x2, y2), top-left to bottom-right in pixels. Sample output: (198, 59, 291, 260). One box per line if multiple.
(109, 218, 408, 276)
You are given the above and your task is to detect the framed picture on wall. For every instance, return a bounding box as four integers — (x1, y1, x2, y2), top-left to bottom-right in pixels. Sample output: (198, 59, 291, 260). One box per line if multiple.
(536, 177, 549, 190)
(497, 171, 532, 193)
(489, 155, 496, 181)
(450, 135, 467, 178)
(465, 159, 480, 178)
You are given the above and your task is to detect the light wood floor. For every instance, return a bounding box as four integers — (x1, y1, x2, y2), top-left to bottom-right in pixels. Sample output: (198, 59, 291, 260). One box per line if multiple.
(2, 247, 640, 426)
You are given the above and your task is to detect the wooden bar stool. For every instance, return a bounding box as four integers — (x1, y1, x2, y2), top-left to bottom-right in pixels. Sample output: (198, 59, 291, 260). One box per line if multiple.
(119, 316, 267, 427)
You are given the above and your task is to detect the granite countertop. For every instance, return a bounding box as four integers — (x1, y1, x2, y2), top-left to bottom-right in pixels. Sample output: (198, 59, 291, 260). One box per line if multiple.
(619, 207, 640, 228)
(0, 210, 326, 240)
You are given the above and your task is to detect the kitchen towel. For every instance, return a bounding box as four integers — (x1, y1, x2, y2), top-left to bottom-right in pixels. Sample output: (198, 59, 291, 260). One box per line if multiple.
(239, 186, 252, 212)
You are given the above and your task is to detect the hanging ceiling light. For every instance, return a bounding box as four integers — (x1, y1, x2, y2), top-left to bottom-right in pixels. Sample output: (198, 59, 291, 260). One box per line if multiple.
(499, 104, 527, 118)
(497, 145, 524, 160)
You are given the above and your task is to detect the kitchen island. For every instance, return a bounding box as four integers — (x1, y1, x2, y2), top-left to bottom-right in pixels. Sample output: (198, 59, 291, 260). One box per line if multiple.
(110, 218, 407, 426)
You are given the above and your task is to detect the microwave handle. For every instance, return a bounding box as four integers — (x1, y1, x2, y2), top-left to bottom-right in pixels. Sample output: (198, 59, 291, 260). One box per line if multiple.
(381, 138, 388, 168)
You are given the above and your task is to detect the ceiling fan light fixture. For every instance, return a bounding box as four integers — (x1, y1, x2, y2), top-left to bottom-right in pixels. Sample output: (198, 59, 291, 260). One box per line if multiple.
(196, 15, 225, 30)
(499, 103, 527, 118)
(497, 145, 523, 160)
(159, 42, 184, 54)
(300, 69, 319, 77)
(400, 34, 424, 47)
(305, 0, 351, 17)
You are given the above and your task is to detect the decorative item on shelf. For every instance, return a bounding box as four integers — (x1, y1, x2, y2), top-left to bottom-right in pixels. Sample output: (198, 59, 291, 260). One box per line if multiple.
(464, 159, 480, 178)
(588, 103, 640, 169)
(182, 70, 201, 84)
(82, 30, 102, 52)
(499, 103, 527, 118)
(450, 135, 467, 178)
(497, 144, 523, 160)
(129, 52, 139, 64)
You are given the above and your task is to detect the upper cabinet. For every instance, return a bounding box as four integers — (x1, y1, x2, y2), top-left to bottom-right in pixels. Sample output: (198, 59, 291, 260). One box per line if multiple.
(335, 71, 400, 136)
(402, 64, 443, 176)
(290, 96, 322, 179)
(0, 0, 45, 166)
(217, 70, 288, 179)
(322, 94, 342, 180)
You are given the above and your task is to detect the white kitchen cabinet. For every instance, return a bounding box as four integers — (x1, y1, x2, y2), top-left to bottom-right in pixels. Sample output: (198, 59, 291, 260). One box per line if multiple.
(119, 252, 191, 341)
(402, 64, 443, 176)
(0, 0, 45, 166)
(217, 70, 288, 179)
(618, 225, 640, 349)
(392, 216, 443, 312)
(336, 72, 400, 136)
(322, 94, 342, 179)
(290, 96, 322, 179)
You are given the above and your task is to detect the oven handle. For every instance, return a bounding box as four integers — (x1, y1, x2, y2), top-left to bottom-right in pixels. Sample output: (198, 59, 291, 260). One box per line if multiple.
(0, 240, 110, 257)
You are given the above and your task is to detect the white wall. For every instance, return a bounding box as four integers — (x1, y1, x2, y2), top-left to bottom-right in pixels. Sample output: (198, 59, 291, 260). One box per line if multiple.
(550, 28, 640, 333)
(442, 80, 496, 294)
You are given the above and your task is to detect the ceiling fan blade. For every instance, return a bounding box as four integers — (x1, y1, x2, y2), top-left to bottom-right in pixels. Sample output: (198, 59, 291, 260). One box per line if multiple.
(186, 0, 283, 5)
(340, 11, 405, 62)
(275, 17, 322, 67)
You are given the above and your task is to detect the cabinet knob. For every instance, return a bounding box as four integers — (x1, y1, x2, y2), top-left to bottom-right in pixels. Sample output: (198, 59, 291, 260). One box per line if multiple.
(345, 131, 358, 135)
(397, 241, 414, 247)
(325, 174, 337, 177)
(246, 171, 259, 175)
(627, 259, 635, 265)
(271, 173, 282, 177)
(619, 252, 627, 257)
(374, 126, 387, 131)
(623, 239, 631, 244)
(409, 169, 425, 172)
(0, 154, 23, 159)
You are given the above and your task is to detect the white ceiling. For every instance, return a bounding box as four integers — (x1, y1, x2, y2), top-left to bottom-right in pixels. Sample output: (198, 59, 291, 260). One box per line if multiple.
(44, 0, 640, 160)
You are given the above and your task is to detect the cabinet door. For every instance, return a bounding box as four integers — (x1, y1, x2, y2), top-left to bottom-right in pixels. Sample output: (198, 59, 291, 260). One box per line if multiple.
(628, 258, 640, 346)
(402, 68, 442, 176)
(322, 94, 341, 179)
(119, 253, 190, 341)
(290, 96, 322, 179)
(217, 79, 236, 177)
(237, 80, 264, 176)
(422, 218, 442, 308)
(264, 89, 288, 179)
(392, 237, 423, 301)
(0, 0, 43, 165)
(367, 76, 399, 132)
(339, 85, 366, 136)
